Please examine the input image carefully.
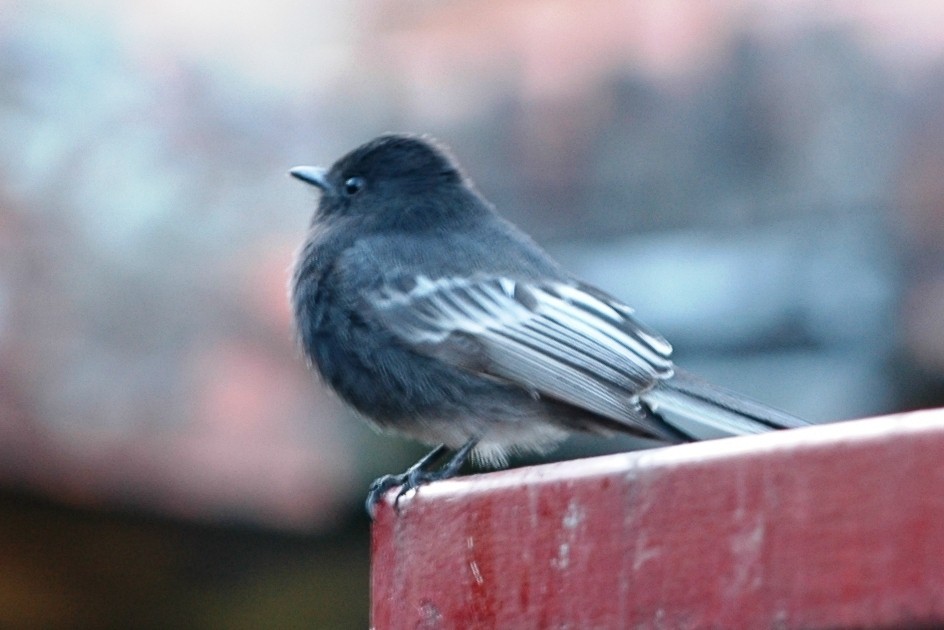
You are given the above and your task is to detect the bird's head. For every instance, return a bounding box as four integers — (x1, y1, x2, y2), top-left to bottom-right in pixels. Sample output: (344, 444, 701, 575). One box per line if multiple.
(291, 134, 477, 226)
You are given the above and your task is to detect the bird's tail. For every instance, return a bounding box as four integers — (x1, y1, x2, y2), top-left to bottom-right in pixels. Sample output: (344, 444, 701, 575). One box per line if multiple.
(641, 368, 809, 441)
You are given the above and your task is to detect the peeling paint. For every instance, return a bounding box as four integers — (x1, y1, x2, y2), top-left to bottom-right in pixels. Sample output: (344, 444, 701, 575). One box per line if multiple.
(563, 499, 583, 529)
(470, 560, 484, 585)
(553, 542, 570, 569)
(726, 517, 766, 596)
(466, 535, 485, 585)
(632, 532, 662, 572)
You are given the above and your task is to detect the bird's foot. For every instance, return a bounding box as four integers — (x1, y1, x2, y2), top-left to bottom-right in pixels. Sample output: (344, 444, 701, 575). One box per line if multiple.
(366, 440, 477, 518)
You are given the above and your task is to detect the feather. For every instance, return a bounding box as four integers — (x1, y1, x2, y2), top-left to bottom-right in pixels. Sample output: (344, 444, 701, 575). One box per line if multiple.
(371, 275, 675, 436)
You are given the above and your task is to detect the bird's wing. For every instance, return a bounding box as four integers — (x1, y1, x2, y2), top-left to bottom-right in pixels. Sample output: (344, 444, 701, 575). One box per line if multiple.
(368, 275, 675, 433)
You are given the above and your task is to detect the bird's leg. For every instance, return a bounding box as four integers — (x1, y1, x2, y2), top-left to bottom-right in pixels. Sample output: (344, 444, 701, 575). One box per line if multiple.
(366, 439, 478, 517)
(366, 444, 447, 517)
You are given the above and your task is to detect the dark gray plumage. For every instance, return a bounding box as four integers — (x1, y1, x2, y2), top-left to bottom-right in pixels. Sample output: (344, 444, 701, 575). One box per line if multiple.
(289, 134, 808, 514)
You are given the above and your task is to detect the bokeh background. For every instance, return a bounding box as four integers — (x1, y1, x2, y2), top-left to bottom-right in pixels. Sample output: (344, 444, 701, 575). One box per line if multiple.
(3, 0, 944, 627)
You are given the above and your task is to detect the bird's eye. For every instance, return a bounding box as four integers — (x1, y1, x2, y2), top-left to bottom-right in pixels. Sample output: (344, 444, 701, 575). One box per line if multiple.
(344, 177, 365, 196)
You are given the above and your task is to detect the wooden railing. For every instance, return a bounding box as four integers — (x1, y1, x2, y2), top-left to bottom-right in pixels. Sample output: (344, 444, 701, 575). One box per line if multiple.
(371, 409, 944, 629)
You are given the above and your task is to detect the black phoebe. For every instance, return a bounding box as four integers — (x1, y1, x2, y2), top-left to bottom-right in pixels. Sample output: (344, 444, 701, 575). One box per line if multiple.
(289, 134, 808, 515)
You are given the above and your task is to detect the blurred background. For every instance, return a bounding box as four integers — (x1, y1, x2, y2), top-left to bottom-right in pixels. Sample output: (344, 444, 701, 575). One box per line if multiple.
(3, 0, 944, 627)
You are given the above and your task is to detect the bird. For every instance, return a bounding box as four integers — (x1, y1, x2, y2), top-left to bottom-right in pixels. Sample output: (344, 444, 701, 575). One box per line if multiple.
(289, 133, 808, 515)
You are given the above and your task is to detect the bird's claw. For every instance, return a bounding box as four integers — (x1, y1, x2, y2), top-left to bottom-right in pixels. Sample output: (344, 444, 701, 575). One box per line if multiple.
(365, 467, 445, 517)
(365, 440, 477, 519)
(365, 474, 404, 517)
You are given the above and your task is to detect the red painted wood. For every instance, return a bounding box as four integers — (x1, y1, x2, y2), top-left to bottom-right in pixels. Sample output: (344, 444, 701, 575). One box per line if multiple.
(371, 410, 944, 629)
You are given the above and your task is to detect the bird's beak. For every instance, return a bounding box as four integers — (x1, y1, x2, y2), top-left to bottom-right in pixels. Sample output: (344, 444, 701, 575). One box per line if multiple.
(289, 166, 332, 192)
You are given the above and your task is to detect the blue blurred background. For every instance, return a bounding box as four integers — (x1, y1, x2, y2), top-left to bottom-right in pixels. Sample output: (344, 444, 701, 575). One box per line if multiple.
(3, 0, 944, 626)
